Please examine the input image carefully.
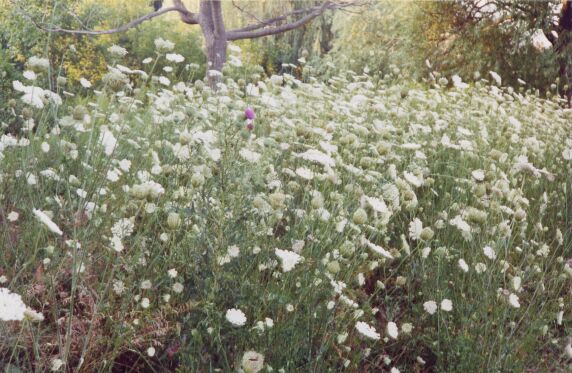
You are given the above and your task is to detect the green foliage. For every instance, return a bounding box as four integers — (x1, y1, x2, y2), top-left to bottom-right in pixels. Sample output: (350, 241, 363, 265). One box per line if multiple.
(1, 44, 571, 371)
(121, 20, 206, 78)
(227, 0, 335, 76)
(410, 1, 560, 90)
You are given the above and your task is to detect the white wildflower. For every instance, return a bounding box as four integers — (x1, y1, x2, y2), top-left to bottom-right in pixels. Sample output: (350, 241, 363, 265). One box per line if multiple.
(363, 238, 394, 260)
(108, 45, 128, 57)
(531, 29, 552, 51)
(483, 246, 496, 260)
(294, 149, 335, 167)
(295, 167, 315, 180)
(508, 293, 520, 308)
(226, 308, 247, 326)
(423, 300, 437, 315)
(458, 259, 469, 272)
(0, 288, 27, 321)
(239, 148, 261, 163)
(241, 351, 264, 373)
(409, 218, 423, 240)
(489, 71, 502, 85)
(441, 299, 453, 312)
(79, 78, 92, 88)
(355, 321, 380, 340)
(99, 129, 117, 156)
(472, 169, 485, 181)
(387, 321, 399, 339)
(166, 53, 184, 63)
(32, 209, 63, 236)
(275, 248, 302, 272)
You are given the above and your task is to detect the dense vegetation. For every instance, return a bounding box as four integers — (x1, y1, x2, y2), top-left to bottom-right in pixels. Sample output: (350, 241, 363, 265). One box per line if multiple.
(0, 1, 571, 372)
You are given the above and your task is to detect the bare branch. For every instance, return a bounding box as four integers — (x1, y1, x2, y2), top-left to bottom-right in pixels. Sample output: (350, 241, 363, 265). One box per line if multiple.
(230, 2, 335, 34)
(173, 0, 200, 24)
(228, 1, 361, 41)
(23, 5, 198, 36)
(231, 0, 265, 25)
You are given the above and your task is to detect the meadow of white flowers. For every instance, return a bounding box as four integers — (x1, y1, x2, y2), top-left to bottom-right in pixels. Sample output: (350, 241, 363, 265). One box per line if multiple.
(0, 42, 571, 372)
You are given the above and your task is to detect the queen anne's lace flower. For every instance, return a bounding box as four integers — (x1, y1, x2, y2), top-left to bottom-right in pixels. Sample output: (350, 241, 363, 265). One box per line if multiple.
(423, 300, 437, 315)
(355, 321, 380, 340)
(226, 308, 247, 326)
(33, 209, 63, 236)
(241, 351, 264, 373)
(387, 321, 399, 339)
(275, 248, 302, 272)
(0, 288, 27, 321)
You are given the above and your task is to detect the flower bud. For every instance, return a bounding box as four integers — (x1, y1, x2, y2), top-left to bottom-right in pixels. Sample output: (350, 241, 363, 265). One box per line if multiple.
(352, 208, 368, 225)
(167, 212, 181, 229)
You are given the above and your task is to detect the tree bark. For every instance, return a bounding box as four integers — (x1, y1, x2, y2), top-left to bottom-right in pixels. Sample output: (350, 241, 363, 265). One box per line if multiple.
(199, 0, 227, 87)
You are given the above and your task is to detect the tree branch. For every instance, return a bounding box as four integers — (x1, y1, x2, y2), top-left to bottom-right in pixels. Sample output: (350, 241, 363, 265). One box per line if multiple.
(173, 0, 200, 24)
(24, 5, 198, 36)
(227, 1, 360, 41)
(231, 0, 265, 25)
(229, 2, 335, 34)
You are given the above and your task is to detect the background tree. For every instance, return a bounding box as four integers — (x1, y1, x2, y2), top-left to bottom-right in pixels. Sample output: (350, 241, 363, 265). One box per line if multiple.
(19, 0, 361, 85)
(413, 1, 568, 97)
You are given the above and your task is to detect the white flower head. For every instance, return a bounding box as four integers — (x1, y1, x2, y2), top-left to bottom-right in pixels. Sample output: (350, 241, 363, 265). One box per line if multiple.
(423, 300, 438, 315)
(147, 347, 156, 357)
(275, 248, 302, 272)
(166, 53, 184, 63)
(33, 209, 63, 236)
(475, 262, 487, 274)
(363, 238, 393, 260)
(458, 259, 469, 272)
(99, 129, 117, 156)
(50, 358, 65, 372)
(531, 29, 552, 51)
(23, 70, 37, 81)
(226, 308, 247, 326)
(172, 282, 184, 293)
(168, 268, 178, 278)
(241, 351, 264, 373)
(441, 299, 453, 312)
(386, 321, 399, 339)
(294, 149, 335, 167)
(404, 171, 423, 188)
(295, 167, 315, 180)
(154, 37, 175, 52)
(489, 71, 502, 85)
(471, 169, 485, 181)
(508, 293, 520, 308)
(355, 321, 380, 340)
(7, 211, 19, 222)
(108, 45, 128, 57)
(483, 246, 496, 260)
(239, 148, 261, 163)
(0, 288, 27, 321)
(79, 77, 92, 88)
(24, 307, 44, 322)
(408, 218, 423, 240)
(227, 245, 240, 258)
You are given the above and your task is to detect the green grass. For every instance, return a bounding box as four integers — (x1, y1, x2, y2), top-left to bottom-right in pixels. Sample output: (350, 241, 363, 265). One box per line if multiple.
(0, 52, 571, 372)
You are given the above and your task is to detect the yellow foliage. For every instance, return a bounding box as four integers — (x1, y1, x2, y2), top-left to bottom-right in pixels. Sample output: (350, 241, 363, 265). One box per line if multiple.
(62, 41, 108, 84)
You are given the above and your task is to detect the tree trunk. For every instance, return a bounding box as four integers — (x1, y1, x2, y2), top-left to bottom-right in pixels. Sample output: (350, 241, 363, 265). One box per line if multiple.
(199, 0, 227, 88)
(553, 1, 572, 106)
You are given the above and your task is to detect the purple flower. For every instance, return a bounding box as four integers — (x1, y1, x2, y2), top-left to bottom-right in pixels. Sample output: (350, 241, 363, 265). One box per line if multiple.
(245, 107, 255, 120)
